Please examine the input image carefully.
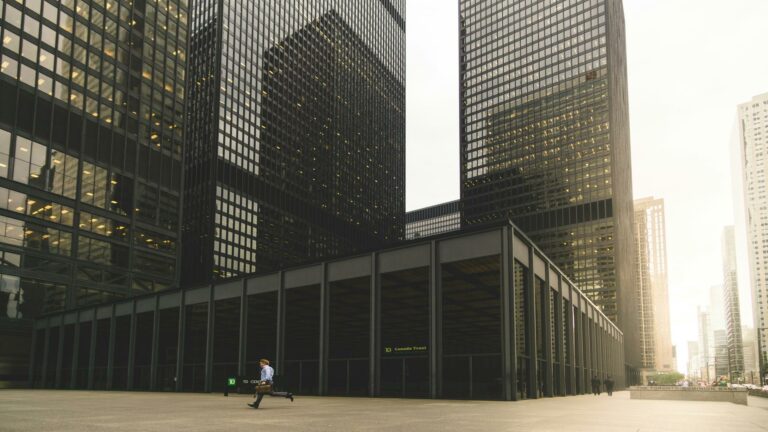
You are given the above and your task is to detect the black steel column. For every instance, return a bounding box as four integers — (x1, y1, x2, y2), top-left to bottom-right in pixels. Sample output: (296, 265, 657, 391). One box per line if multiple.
(555, 276, 566, 396)
(525, 247, 537, 399)
(239, 279, 247, 376)
(319, 263, 329, 396)
(88, 314, 97, 389)
(369, 252, 379, 397)
(276, 271, 285, 374)
(40, 324, 50, 388)
(501, 227, 517, 400)
(584, 313, 591, 384)
(205, 287, 215, 393)
(27, 326, 38, 387)
(543, 264, 553, 397)
(106, 306, 116, 390)
(150, 299, 160, 391)
(175, 292, 186, 392)
(27, 324, 38, 388)
(126, 302, 137, 390)
(566, 294, 576, 394)
(71, 321, 80, 389)
(429, 240, 442, 398)
(575, 306, 584, 393)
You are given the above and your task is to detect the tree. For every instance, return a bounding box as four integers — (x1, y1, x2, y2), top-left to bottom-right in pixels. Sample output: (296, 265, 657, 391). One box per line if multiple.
(646, 372, 684, 385)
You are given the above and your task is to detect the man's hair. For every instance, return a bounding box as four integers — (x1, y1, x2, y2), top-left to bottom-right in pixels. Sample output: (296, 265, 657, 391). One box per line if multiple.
(259, 358, 270, 365)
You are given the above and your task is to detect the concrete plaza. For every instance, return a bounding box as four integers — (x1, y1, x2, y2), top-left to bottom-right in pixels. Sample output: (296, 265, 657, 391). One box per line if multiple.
(0, 390, 767, 431)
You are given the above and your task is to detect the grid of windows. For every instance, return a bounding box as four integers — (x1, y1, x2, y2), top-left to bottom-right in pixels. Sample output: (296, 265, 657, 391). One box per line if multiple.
(405, 200, 461, 240)
(738, 93, 768, 372)
(459, 0, 634, 325)
(183, 0, 405, 285)
(0, 0, 188, 315)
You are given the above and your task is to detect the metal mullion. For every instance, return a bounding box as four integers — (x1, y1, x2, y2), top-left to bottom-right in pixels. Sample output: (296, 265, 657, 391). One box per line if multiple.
(175, 291, 185, 392)
(205, 286, 214, 393)
(88, 313, 98, 389)
(40, 322, 50, 388)
(429, 239, 441, 398)
(106, 306, 116, 390)
(319, 263, 328, 395)
(525, 247, 537, 398)
(369, 252, 378, 397)
(543, 263, 553, 397)
(149, 297, 160, 391)
(276, 271, 285, 374)
(501, 226, 514, 400)
(26, 324, 37, 388)
(238, 278, 247, 376)
(126, 300, 136, 390)
(70, 320, 80, 389)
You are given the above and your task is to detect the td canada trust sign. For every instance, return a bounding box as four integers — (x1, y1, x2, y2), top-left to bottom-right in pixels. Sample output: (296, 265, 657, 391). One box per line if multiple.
(384, 345, 428, 354)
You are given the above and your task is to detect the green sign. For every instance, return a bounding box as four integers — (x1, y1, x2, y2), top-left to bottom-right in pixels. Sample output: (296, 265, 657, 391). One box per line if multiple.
(384, 345, 427, 354)
(227, 378, 236, 386)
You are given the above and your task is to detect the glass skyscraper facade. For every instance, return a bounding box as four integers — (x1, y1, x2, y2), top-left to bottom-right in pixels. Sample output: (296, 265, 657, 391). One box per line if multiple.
(457, 0, 637, 371)
(0, 0, 188, 387)
(405, 200, 461, 240)
(182, 0, 405, 285)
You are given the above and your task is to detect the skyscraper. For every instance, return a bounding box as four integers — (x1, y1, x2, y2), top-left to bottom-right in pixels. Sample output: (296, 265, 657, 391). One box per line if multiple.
(182, 0, 405, 285)
(742, 326, 759, 384)
(0, 0, 189, 386)
(721, 226, 744, 380)
(457, 0, 638, 368)
(738, 92, 768, 382)
(697, 307, 714, 381)
(633, 197, 673, 374)
(687, 341, 699, 379)
(405, 200, 461, 240)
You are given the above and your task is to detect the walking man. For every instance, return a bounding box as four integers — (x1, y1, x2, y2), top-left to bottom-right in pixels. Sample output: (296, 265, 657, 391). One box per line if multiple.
(248, 359, 294, 409)
(603, 375, 614, 396)
(591, 375, 601, 395)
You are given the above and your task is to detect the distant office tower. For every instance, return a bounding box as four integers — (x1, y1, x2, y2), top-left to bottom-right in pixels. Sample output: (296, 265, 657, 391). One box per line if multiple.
(709, 284, 726, 331)
(458, 0, 638, 369)
(0, 0, 189, 386)
(713, 329, 729, 378)
(405, 200, 461, 240)
(742, 326, 759, 384)
(738, 92, 768, 380)
(721, 226, 744, 379)
(633, 197, 674, 372)
(182, 1, 405, 284)
(687, 341, 699, 379)
(697, 307, 715, 381)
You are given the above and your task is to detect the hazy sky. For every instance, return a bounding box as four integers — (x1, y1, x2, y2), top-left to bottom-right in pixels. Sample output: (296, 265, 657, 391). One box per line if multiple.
(405, 0, 768, 373)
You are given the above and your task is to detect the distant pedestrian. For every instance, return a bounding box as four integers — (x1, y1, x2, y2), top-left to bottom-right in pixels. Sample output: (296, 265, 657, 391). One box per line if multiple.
(248, 359, 294, 409)
(591, 375, 601, 395)
(603, 376, 614, 396)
